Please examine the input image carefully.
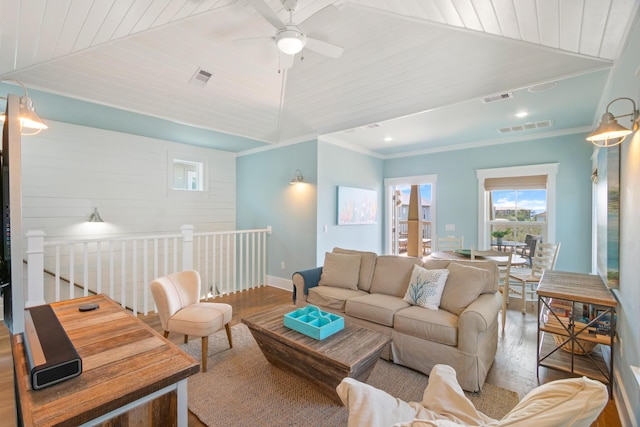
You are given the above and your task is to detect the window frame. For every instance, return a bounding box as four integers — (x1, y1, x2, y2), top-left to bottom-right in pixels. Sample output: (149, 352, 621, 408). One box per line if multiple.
(476, 163, 558, 250)
(167, 151, 208, 200)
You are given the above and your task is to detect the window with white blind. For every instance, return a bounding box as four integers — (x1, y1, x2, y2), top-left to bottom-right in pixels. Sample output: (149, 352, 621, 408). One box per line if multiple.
(477, 164, 558, 250)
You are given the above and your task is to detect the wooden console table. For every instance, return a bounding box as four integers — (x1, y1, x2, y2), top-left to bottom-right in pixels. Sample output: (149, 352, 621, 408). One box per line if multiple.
(12, 294, 199, 426)
(536, 271, 616, 396)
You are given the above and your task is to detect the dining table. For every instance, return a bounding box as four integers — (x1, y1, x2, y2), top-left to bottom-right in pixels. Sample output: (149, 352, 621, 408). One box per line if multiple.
(429, 250, 528, 267)
(491, 240, 527, 252)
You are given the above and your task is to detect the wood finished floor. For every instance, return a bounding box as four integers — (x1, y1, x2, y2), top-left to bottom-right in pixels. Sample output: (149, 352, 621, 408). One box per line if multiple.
(0, 286, 620, 426)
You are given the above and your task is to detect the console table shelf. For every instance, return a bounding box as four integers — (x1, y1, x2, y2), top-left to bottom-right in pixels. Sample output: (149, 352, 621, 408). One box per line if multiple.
(536, 271, 616, 396)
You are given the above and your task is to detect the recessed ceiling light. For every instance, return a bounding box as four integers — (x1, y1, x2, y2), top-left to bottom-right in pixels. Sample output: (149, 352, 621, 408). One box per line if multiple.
(384, 137, 394, 142)
(516, 111, 528, 118)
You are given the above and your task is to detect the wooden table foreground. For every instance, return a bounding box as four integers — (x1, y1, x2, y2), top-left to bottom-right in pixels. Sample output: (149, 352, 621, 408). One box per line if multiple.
(242, 305, 391, 404)
(12, 294, 199, 427)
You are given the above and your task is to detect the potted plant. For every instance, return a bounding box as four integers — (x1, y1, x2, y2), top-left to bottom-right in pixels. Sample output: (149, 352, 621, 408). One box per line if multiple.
(491, 228, 511, 246)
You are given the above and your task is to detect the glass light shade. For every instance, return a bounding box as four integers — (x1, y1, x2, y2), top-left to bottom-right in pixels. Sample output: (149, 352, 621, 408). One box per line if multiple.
(276, 27, 306, 55)
(1, 96, 48, 130)
(289, 169, 303, 185)
(586, 112, 632, 147)
(88, 207, 104, 223)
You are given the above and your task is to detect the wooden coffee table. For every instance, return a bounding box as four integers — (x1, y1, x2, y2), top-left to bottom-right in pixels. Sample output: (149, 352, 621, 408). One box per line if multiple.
(241, 305, 391, 404)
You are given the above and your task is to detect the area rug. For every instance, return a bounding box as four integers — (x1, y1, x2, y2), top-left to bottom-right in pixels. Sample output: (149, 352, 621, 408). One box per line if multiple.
(181, 324, 519, 427)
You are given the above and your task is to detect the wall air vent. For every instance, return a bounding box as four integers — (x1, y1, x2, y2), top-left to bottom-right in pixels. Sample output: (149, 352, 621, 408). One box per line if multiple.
(189, 68, 213, 87)
(498, 120, 553, 134)
(481, 92, 513, 103)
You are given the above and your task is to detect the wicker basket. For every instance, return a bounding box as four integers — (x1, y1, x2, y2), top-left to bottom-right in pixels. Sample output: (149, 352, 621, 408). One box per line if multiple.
(553, 333, 597, 355)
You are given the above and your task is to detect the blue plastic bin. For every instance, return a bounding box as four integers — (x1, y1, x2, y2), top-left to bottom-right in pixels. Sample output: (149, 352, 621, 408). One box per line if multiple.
(283, 305, 344, 340)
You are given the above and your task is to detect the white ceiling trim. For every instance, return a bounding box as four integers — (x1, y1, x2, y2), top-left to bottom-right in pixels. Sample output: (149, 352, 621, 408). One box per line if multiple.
(382, 126, 594, 160)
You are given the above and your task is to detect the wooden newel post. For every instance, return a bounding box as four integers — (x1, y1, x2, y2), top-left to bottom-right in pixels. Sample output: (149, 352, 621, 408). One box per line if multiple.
(407, 185, 420, 257)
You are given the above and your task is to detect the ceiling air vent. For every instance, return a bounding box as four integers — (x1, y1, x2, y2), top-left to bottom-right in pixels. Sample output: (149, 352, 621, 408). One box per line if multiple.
(481, 92, 514, 103)
(189, 68, 213, 87)
(498, 120, 553, 134)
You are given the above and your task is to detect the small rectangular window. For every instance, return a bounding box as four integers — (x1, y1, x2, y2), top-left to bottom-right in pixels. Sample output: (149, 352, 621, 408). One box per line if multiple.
(173, 159, 203, 191)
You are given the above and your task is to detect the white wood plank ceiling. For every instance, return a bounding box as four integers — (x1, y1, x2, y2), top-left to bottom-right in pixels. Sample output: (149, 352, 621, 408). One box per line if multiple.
(0, 0, 637, 153)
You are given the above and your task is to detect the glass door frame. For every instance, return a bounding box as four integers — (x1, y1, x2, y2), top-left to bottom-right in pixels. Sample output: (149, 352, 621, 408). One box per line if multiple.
(384, 174, 437, 255)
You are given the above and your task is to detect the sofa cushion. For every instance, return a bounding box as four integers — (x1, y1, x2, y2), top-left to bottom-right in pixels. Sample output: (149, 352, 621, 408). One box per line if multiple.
(346, 293, 410, 327)
(307, 286, 368, 312)
(333, 247, 378, 292)
(403, 265, 449, 310)
(370, 256, 423, 297)
(439, 263, 489, 316)
(319, 252, 361, 290)
(394, 306, 458, 346)
(423, 259, 498, 294)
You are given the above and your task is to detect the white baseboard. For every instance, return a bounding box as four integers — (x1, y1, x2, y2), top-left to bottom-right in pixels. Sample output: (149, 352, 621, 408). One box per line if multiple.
(266, 275, 293, 292)
(614, 368, 638, 427)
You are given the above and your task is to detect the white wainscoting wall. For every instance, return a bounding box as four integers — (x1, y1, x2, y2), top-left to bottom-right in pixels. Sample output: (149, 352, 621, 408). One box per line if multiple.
(20, 120, 237, 240)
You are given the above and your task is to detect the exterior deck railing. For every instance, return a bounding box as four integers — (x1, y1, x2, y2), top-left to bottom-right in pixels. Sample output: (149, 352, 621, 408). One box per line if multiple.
(25, 225, 271, 316)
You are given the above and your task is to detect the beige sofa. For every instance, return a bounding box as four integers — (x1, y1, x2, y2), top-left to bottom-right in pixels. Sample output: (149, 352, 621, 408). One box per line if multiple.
(292, 248, 502, 392)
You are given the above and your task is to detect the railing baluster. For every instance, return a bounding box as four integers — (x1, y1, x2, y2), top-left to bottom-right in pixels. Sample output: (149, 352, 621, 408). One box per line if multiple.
(163, 238, 169, 276)
(83, 242, 89, 297)
(32, 227, 269, 314)
(132, 240, 137, 316)
(69, 243, 75, 300)
(109, 241, 115, 299)
(143, 239, 148, 316)
(55, 246, 60, 302)
(225, 234, 230, 293)
(173, 237, 178, 273)
(205, 235, 210, 296)
(121, 240, 126, 309)
(96, 242, 102, 295)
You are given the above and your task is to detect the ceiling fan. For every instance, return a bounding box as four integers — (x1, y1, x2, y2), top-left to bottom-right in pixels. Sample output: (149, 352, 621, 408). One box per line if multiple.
(244, 0, 344, 68)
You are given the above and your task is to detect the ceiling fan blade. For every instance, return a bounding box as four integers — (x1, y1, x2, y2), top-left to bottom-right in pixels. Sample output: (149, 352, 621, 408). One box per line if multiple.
(299, 5, 340, 35)
(305, 37, 344, 58)
(232, 36, 274, 46)
(246, 0, 286, 30)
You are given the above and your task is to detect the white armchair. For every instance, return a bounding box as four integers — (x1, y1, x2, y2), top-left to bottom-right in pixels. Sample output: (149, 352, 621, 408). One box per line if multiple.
(150, 270, 233, 372)
(337, 364, 607, 427)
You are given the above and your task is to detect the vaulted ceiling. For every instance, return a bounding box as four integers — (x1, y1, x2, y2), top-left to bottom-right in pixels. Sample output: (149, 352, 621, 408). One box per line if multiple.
(1, 0, 638, 155)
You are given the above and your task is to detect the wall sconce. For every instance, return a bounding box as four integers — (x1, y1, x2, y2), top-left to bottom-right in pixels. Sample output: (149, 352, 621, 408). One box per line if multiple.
(586, 97, 639, 148)
(290, 169, 303, 185)
(87, 207, 104, 223)
(0, 78, 48, 135)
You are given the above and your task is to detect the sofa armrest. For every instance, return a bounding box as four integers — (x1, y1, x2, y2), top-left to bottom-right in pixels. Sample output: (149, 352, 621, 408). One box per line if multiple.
(291, 267, 323, 307)
(457, 292, 501, 353)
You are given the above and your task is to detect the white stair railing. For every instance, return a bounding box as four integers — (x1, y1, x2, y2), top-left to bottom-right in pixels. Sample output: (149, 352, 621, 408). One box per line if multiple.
(25, 225, 271, 316)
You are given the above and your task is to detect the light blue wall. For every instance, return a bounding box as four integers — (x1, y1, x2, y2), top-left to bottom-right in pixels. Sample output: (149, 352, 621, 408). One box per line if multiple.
(602, 12, 640, 424)
(0, 83, 264, 152)
(316, 141, 384, 265)
(384, 134, 594, 274)
(236, 140, 318, 280)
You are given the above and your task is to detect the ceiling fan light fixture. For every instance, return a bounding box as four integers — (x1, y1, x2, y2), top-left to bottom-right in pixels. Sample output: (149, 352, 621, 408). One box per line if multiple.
(276, 26, 306, 55)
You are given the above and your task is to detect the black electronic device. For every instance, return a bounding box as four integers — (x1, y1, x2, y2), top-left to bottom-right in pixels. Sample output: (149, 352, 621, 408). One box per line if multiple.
(78, 303, 99, 312)
(23, 304, 82, 390)
(0, 98, 12, 330)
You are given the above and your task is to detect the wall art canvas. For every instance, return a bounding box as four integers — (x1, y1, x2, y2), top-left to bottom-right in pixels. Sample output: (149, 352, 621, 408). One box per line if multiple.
(337, 186, 377, 225)
(596, 145, 620, 288)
